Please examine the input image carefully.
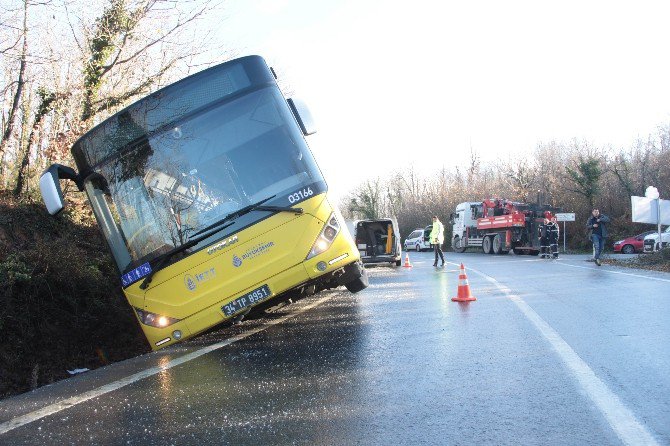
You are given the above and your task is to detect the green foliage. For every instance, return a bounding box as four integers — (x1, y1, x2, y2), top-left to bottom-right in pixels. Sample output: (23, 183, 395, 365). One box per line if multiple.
(0, 254, 32, 284)
(565, 156, 602, 208)
(82, 0, 138, 121)
(35, 87, 57, 118)
(347, 179, 382, 219)
(0, 193, 148, 398)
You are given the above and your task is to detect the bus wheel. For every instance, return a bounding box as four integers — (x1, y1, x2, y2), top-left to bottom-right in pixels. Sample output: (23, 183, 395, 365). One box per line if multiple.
(345, 276, 368, 293)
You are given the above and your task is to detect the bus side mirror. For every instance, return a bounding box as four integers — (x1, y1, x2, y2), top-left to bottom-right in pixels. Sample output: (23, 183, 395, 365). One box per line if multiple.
(287, 98, 317, 136)
(39, 164, 83, 215)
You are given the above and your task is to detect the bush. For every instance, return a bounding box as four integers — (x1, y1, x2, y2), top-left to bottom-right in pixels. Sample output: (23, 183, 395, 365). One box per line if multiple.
(0, 192, 149, 398)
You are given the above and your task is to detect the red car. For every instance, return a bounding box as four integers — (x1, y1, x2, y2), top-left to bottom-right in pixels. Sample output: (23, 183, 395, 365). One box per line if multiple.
(612, 231, 654, 254)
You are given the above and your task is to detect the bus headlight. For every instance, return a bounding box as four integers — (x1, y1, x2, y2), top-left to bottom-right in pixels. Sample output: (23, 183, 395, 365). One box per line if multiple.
(306, 213, 340, 260)
(135, 308, 180, 328)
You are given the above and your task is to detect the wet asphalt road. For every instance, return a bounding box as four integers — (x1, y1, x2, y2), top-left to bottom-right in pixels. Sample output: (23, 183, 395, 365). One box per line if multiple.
(0, 252, 668, 445)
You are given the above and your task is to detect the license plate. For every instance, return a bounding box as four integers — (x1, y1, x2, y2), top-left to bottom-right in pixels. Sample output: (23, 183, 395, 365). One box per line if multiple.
(222, 284, 272, 316)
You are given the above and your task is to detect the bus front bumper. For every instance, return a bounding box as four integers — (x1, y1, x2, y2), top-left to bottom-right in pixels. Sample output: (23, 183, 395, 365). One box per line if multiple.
(142, 259, 364, 350)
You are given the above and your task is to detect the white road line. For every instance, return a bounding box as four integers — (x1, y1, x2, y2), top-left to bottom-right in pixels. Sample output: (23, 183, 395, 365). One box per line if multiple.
(0, 295, 331, 436)
(454, 262, 660, 446)
(559, 262, 670, 283)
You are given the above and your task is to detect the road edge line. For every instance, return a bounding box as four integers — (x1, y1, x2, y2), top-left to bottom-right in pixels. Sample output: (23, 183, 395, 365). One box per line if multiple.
(557, 262, 670, 283)
(0, 295, 331, 436)
(448, 262, 660, 446)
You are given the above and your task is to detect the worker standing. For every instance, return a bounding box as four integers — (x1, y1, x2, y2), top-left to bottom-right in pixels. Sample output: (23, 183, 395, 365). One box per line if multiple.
(538, 218, 550, 259)
(547, 217, 560, 259)
(431, 215, 445, 267)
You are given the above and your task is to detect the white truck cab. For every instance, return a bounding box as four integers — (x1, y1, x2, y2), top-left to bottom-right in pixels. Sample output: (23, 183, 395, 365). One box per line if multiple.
(451, 202, 484, 252)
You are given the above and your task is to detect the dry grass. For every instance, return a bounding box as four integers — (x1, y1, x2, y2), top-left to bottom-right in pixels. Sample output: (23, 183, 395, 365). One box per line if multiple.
(603, 250, 670, 273)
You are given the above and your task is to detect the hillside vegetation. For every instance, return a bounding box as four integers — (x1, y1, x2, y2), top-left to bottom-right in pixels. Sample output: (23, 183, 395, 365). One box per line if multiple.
(0, 0, 219, 399)
(0, 192, 148, 398)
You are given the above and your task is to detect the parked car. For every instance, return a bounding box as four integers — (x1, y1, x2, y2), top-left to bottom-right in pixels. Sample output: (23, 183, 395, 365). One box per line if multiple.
(612, 231, 655, 254)
(348, 218, 403, 266)
(403, 225, 433, 252)
(643, 226, 670, 253)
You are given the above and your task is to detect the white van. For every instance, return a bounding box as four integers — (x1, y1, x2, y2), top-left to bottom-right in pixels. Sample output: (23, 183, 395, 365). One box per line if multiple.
(348, 218, 403, 266)
(403, 226, 433, 252)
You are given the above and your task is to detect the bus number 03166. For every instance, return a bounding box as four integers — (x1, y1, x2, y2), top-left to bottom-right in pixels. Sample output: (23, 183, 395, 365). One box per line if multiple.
(288, 187, 314, 204)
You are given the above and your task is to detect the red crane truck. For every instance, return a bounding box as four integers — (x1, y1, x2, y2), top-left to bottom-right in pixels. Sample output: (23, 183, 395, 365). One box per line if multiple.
(450, 198, 561, 255)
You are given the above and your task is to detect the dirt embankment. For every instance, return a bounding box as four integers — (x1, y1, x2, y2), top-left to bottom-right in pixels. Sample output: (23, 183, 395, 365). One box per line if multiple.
(0, 192, 149, 399)
(603, 250, 670, 273)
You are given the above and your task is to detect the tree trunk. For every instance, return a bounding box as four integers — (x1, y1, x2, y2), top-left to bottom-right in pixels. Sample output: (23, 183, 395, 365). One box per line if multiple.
(13, 116, 39, 196)
(14, 89, 61, 196)
(0, 0, 28, 183)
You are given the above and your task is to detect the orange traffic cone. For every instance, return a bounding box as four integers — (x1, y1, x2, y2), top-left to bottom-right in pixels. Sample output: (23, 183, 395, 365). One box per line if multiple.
(451, 263, 476, 302)
(403, 253, 413, 268)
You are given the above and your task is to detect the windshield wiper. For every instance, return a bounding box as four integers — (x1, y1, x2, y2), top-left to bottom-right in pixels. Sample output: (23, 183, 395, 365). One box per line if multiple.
(139, 220, 235, 290)
(191, 195, 304, 238)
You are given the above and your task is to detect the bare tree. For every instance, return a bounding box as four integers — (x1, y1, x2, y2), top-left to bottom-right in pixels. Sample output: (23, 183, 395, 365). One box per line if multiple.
(13, 88, 67, 195)
(0, 0, 29, 179)
(80, 0, 221, 123)
(500, 158, 538, 202)
(0, 0, 224, 194)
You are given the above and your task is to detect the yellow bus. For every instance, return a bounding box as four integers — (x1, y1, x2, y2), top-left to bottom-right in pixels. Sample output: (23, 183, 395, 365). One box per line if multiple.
(39, 56, 368, 350)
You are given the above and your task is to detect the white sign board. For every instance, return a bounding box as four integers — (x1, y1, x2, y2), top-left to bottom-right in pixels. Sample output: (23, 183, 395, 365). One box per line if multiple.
(631, 196, 670, 225)
(555, 213, 575, 222)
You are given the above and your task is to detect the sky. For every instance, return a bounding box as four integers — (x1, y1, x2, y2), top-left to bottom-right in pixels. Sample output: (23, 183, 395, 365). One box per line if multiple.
(212, 0, 670, 199)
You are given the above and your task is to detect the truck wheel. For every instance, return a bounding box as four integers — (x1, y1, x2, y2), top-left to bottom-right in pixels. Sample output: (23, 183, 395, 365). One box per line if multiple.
(452, 236, 466, 253)
(482, 236, 493, 254)
(416, 244, 421, 252)
(395, 258, 402, 266)
(492, 234, 503, 254)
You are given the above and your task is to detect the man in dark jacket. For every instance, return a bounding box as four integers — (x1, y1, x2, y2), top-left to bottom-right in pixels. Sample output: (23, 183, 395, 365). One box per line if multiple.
(586, 208, 610, 266)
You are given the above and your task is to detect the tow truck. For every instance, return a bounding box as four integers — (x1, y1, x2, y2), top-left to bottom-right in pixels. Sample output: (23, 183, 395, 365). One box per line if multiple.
(450, 198, 561, 255)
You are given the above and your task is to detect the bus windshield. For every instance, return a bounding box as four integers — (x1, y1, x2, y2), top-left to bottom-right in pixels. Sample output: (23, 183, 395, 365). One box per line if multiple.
(81, 79, 325, 275)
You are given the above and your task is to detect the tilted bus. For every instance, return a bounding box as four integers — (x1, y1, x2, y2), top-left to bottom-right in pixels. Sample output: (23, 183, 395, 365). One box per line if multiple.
(40, 56, 368, 350)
